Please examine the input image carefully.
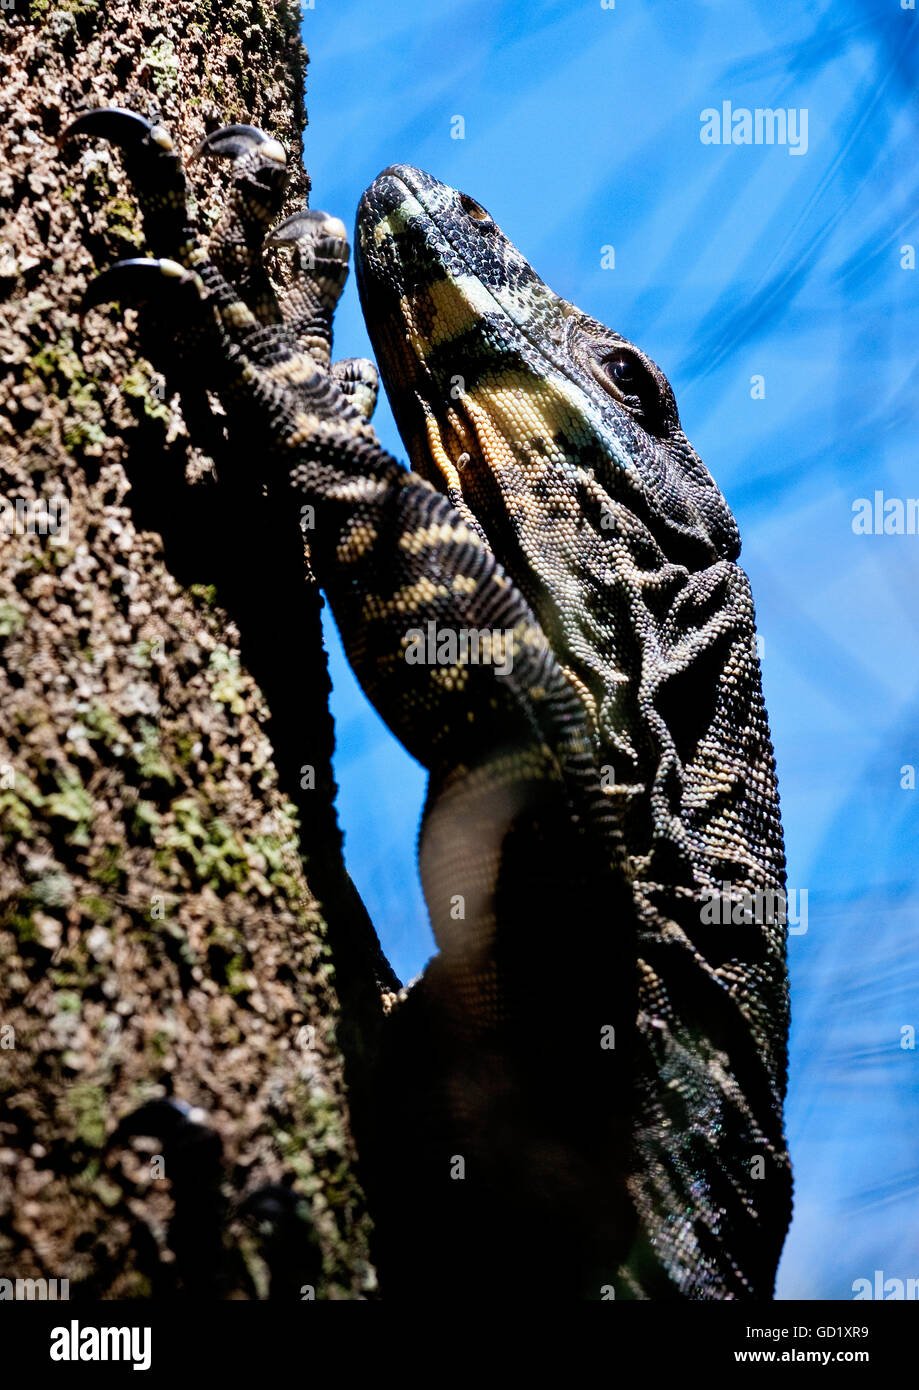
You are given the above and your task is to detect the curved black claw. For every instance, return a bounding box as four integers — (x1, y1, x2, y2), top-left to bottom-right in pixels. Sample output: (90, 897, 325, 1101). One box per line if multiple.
(193, 124, 286, 166)
(59, 106, 175, 156)
(267, 208, 344, 246)
(60, 107, 194, 262)
(79, 257, 204, 320)
(267, 208, 349, 273)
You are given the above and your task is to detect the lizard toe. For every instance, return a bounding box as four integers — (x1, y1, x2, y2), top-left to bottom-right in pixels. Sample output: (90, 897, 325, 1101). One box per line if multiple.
(59, 107, 197, 265)
(267, 207, 351, 367)
(330, 356, 379, 420)
(197, 122, 290, 325)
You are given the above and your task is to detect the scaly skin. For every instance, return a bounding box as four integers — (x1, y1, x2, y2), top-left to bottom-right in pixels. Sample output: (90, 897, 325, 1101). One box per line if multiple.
(60, 115, 790, 1300)
(356, 166, 792, 1299)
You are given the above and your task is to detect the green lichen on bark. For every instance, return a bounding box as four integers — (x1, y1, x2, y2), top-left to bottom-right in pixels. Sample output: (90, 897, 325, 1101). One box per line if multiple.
(0, 0, 375, 1298)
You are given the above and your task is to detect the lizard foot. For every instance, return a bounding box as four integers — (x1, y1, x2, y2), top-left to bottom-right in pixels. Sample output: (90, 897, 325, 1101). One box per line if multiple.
(60, 110, 380, 459)
(111, 1098, 324, 1299)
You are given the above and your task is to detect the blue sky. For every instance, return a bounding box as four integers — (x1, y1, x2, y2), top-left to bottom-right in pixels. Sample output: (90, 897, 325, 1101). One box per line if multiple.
(298, 0, 918, 1299)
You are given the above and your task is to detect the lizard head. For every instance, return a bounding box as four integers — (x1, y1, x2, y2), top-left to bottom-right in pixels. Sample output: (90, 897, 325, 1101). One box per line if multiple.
(355, 164, 740, 568)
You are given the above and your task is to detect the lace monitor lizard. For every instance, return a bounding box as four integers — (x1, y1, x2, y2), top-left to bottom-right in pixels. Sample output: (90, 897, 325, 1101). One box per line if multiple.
(60, 112, 792, 1300)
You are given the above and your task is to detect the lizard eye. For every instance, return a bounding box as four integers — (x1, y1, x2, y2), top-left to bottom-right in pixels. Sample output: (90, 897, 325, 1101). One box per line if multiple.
(595, 349, 662, 427)
(604, 353, 641, 389)
(459, 192, 494, 228)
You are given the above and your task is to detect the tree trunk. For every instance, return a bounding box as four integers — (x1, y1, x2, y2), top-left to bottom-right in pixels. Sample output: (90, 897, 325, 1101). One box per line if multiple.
(0, 0, 378, 1299)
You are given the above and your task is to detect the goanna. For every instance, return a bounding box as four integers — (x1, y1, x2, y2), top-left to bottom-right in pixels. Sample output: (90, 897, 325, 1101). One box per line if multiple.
(60, 110, 792, 1300)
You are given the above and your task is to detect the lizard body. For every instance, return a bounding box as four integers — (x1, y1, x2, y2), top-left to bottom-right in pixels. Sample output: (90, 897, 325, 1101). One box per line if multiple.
(355, 166, 791, 1298)
(61, 116, 791, 1299)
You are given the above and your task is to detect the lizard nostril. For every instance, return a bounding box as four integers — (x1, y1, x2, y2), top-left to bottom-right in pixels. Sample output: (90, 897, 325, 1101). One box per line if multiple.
(458, 192, 493, 226)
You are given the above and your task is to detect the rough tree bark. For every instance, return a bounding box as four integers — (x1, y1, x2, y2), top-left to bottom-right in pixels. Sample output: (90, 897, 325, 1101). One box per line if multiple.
(0, 0, 380, 1298)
